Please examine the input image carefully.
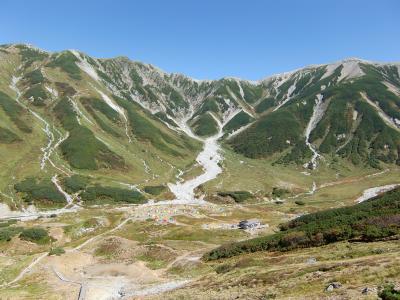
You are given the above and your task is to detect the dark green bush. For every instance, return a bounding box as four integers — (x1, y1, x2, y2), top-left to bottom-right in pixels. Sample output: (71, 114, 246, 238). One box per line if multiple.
(23, 69, 45, 85)
(379, 284, 400, 300)
(80, 185, 145, 204)
(0, 226, 23, 241)
(20, 227, 50, 244)
(272, 187, 289, 198)
(217, 191, 252, 203)
(23, 84, 48, 106)
(62, 175, 89, 193)
(14, 177, 65, 203)
(144, 185, 167, 196)
(47, 51, 81, 80)
(49, 247, 65, 256)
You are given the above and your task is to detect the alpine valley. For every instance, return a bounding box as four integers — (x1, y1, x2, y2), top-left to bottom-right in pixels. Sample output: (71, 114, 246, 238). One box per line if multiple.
(0, 44, 399, 299)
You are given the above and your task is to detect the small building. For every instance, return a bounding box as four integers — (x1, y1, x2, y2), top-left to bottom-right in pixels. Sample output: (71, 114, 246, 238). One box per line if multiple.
(238, 219, 261, 229)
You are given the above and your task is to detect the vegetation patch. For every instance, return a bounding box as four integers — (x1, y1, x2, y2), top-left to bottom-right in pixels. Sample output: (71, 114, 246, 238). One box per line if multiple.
(255, 97, 275, 113)
(14, 177, 65, 204)
(271, 187, 290, 199)
(205, 188, 400, 260)
(217, 191, 252, 203)
(23, 69, 45, 85)
(378, 283, 400, 300)
(223, 111, 254, 134)
(191, 113, 219, 137)
(0, 226, 23, 242)
(23, 84, 48, 106)
(80, 185, 145, 204)
(0, 91, 32, 133)
(81, 97, 122, 137)
(0, 127, 21, 143)
(62, 175, 89, 193)
(47, 51, 81, 80)
(144, 185, 167, 196)
(54, 98, 125, 170)
(15, 45, 48, 67)
(229, 110, 302, 158)
(114, 96, 196, 156)
(49, 247, 65, 256)
(19, 227, 51, 244)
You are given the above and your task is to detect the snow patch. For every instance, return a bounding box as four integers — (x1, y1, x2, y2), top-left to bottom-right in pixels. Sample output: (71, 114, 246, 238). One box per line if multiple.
(360, 92, 400, 132)
(356, 184, 399, 203)
(273, 80, 297, 111)
(303, 94, 328, 169)
(51, 175, 73, 204)
(338, 60, 365, 82)
(71, 50, 100, 82)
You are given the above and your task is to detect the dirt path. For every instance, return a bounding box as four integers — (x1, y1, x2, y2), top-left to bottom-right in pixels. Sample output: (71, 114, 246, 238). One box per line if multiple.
(52, 267, 85, 300)
(0, 252, 49, 288)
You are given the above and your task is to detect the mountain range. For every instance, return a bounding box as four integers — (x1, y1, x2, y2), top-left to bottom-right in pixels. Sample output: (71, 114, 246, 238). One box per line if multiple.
(0, 43, 399, 208)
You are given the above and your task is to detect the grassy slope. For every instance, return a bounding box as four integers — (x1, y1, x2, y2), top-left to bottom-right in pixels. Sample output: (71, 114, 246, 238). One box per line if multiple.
(0, 48, 201, 209)
(205, 187, 400, 260)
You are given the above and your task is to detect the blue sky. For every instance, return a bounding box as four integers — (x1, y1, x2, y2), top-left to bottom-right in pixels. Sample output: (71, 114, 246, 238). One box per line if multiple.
(1, 0, 399, 80)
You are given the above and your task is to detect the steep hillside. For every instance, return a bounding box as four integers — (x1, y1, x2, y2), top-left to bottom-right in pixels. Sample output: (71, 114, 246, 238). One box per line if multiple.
(0, 44, 399, 213)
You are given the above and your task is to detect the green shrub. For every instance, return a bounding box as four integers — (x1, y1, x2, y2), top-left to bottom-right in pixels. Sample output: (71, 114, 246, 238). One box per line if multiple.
(144, 185, 167, 196)
(295, 200, 305, 206)
(47, 51, 81, 80)
(23, 69, 45, 85)
(229, 110, 302, 158)
(272, 187, 289, 198)
(80, 185, 145, 204)
(0, 226, 23, 241)
(20, 227, 50, 244)
(114, 96, 195, 156)
(217, 191, 252, 203)
(14, 177, 65, 203)
(62, 175, 89, 193)
(49, 247, 65, 256)
(378, 284, 400, 300)
(80, 97, 122, 137)
(23, 84, 48, 106)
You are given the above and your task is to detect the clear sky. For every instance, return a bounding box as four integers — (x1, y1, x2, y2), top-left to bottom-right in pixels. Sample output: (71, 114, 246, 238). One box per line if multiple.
(1, 0, 399, 80)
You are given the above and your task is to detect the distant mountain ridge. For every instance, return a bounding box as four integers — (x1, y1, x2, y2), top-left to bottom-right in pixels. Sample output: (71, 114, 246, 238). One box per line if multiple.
(0, 43, 399, 206)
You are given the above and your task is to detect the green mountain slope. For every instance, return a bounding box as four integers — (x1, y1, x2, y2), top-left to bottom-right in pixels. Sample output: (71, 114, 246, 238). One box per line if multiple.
(0, 44, 399, 209)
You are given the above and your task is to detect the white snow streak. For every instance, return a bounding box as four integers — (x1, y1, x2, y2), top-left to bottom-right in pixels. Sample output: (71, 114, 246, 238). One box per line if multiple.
(10, 75, 66, 171)
(360, 92, 400, 132)
(71, 50, 100, 82)
(338, 60, 364, 82)
(356, 184, 399, 203)
(51, 175, 73, 204)
(94, 88, 132, 142)
(273, 80, 297, 111)
(304, 94, 326, 169)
